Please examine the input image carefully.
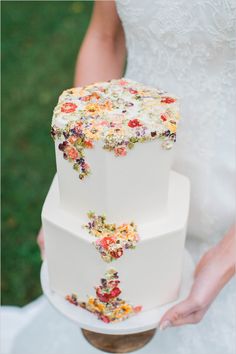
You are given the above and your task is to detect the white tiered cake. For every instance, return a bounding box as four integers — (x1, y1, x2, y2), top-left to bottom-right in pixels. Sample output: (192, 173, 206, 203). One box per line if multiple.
(42, 78, 190, 324)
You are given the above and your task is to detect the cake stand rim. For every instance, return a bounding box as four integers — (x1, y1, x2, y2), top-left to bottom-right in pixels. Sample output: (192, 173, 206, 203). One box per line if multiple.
(40, 248, 194, 335)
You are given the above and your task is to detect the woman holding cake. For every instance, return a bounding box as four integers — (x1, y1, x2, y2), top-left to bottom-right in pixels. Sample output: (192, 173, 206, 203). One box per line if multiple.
(38, 0, 236, 331)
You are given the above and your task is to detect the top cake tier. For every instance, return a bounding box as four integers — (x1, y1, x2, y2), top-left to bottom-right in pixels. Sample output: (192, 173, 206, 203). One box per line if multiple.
(51, 78, 180, 225)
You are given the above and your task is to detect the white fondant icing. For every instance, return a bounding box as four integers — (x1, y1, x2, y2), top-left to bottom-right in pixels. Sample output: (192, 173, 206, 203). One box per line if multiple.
(56, 138, 174, 224)
(42, 171, 190, 311)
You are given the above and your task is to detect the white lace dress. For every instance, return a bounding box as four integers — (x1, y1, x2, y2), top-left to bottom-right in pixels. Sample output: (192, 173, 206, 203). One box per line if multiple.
(116, 0, 236, 243)
(1, 2, 235, 353)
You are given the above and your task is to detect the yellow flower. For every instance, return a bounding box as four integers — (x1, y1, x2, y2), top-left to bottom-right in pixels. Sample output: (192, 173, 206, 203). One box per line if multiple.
(175, 112, 180, 121)
(126, 232, 135, 240)
(167, 120, 177, 133)
(118, 224, 129, 232)
(84, 129, 101, 141)
(121, 304, 132, 314)
(113, 304, 132, 319)
(85, 103, 101, 115)
(88, 297, 105, 312)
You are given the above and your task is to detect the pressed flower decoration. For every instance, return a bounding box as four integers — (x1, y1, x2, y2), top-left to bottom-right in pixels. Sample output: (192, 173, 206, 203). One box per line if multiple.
(82, 211, 139, 262)
(66, 268, 142, 323)
(51, 78, 179, 180)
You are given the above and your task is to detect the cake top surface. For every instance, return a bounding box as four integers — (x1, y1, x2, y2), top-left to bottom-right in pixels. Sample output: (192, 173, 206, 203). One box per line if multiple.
(51, 78, 179, 179)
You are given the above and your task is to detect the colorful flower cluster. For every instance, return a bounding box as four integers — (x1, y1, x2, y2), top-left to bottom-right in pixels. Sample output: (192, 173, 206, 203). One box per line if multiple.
(66, 269, 142, 323)
(82, 211, 139, 262)
(51, 78, 179, 179)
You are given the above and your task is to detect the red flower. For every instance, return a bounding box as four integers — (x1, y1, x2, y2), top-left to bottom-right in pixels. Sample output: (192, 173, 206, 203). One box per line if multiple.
(100, 236, 115, 250)
(96, 288, 111, 303)
(96, 285, 121, 302)
(161, 97, 176, 104)
(110, 247, 123, 259)
(61, 102, 77, 113)
(129, 88, 138, 94)
(128, 119, 142, 128)
(100, 315, 110, 323)
(160, 114, 167, 121)
(110, 287, 121, 298)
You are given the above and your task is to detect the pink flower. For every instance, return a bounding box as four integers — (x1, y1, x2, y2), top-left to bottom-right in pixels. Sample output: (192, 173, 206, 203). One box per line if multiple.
(129, 88, 138, 94)
(119, 79, 128, 86)
(80, 96, 91, 102)
(83, 163, 90, 169)
(100, 120, 109, 126)
(100, 315, 110, 323)
(134, 305, 142, 313)
(114, 146, 127, 156)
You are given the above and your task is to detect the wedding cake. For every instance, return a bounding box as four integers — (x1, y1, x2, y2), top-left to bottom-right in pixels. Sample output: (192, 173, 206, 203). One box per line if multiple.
(42, 78, 190, 323)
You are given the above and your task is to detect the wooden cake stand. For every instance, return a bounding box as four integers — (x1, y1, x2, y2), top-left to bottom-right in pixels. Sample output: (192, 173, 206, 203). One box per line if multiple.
(41, 249, 194, 353)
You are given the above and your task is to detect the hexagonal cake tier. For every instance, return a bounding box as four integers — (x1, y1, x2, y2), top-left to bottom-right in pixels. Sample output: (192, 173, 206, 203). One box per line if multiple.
(42, 171, 190, 318)
(51, 78, 179, 225)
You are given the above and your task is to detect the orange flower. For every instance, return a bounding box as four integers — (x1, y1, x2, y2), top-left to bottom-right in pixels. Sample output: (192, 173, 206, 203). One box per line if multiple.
(102, 100, 113, 110)
(81, 92, 100, 102)
(84, 140, 94, 148)
(68, 136, 78, 144)
(67, 147, 78, 159)
(91, 92, 100, 100)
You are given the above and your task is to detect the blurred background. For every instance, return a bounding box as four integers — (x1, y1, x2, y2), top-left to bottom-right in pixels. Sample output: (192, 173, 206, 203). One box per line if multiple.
(2, 1, 93, 306)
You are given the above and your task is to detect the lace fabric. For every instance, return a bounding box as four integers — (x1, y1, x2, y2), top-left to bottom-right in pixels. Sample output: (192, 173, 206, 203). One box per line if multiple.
(116, 0, 236, 241)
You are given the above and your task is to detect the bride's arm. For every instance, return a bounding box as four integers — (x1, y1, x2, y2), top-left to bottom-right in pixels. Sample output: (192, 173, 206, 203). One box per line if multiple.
(159, 224, 236, 329)
(74, 0, 126, 86)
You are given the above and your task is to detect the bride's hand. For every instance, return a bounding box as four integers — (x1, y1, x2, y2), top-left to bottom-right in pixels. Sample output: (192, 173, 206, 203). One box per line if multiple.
(158, 225, 235, 330)
(37, 227, 45, 260)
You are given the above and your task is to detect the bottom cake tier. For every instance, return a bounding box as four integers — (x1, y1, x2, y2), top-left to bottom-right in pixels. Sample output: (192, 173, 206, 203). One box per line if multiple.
(42, 171, 190, 323)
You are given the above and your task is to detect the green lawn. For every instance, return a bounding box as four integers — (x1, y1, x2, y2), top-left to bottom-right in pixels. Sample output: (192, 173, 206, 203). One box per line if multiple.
(1, 1, 93, 306)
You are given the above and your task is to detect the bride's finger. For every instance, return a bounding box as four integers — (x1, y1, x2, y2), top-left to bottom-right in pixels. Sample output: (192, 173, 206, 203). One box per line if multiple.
(170, 308, 207, 327)
(158, 297, 199, 330)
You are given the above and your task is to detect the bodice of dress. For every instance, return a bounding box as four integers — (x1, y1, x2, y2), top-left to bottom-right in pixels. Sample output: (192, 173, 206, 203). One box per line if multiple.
(116, 0, 236, 242)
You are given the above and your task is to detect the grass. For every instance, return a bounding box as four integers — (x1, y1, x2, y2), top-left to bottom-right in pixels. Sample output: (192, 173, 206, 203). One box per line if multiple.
(1, 1, 93, 306)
